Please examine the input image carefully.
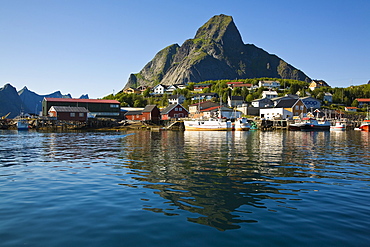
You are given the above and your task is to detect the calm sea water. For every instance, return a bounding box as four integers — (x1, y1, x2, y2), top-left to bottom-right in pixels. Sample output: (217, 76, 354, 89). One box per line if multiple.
(1, 129, 369, 246)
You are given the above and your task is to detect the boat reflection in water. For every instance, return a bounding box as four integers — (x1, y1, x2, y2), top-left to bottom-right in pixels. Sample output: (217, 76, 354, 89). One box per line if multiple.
(121, 130, 341, 231)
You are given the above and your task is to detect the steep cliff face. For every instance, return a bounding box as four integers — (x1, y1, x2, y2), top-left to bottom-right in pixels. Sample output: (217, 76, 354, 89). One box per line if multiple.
(127, 44, 179, 88)
(125, 14, 310, 89)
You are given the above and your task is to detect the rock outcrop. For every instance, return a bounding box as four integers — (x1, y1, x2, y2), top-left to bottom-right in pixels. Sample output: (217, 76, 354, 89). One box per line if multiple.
(125, 14, 310, 89)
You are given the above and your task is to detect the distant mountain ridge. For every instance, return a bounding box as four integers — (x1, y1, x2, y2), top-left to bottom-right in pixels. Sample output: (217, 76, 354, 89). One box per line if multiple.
(125, 14, 311, 89)
(0, 83, 88, 118)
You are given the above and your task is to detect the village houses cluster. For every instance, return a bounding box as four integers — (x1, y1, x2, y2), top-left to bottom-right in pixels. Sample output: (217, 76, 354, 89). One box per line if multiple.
(43, 80, 367, 122)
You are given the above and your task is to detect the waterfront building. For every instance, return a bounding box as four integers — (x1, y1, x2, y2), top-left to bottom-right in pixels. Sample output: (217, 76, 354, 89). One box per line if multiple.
(160, 104, 189, 120)
(188, 101, 219, 118)
(200, 105, 236, 119)
(301, 96, 322, 110)
(124, 105, 161, 122)
(260, 99, 307, 120)
(48, 106, 89, 122)
(42, 98, 121, 118)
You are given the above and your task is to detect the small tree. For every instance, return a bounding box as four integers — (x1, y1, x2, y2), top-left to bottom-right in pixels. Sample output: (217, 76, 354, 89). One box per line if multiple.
(246, 94, 254, 102)
(351, 99, 359, 107)
(143, 88, 151, 98)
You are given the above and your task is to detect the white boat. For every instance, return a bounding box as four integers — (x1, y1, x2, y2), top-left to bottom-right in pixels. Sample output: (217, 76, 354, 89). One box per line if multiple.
(17, 119, 29, 130)
(184, 118, 232, 131)
(330, 121, 346, 131)
(233, 118, 251, 131)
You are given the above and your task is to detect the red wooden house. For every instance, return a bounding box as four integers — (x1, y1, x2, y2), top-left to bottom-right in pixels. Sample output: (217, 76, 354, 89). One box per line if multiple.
(124, 110, 144, 121)
(141, 105, 161, 122)
(124, 105, 161, 122)
(48, 106, 89, 122)
(160, 104, 189, 120)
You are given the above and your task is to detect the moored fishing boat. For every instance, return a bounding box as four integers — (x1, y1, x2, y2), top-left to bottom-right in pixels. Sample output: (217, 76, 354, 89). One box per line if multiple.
(233, 118, 251, 131)
(289, 117, 330, 131)
(359, 119, 370, 132)
(17, 119, 29, 130)
(330, 121, 346, 131)
(300, 118, 330, 131)
(184, 118, 232, 131)
(288, 119, 307, 131)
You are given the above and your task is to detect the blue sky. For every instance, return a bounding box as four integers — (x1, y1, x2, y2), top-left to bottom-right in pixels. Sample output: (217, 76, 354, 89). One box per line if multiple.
(1, 0, 369, 99)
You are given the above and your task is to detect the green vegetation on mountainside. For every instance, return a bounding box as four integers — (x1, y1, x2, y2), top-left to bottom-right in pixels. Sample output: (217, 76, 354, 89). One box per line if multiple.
(106, 77, 370, 115)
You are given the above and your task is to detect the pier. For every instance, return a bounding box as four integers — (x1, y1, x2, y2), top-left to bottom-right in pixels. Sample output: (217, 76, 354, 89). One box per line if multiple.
(0, 117, 366, 131)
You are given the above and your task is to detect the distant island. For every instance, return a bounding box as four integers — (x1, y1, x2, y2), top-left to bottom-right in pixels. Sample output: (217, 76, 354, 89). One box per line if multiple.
(0, 83, 88, 118)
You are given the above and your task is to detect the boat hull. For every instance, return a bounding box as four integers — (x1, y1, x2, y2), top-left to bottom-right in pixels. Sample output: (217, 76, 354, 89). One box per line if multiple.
(233, 118, 251, 131)
(330, 122, 346, 131)
(330, 127, 345, 131)
(17, 120, 29, 130)
(359, 121, 370, 132)
(184, 119, 232, 131)
(289, 118, 330, 131)
(300, 125, 330, 131)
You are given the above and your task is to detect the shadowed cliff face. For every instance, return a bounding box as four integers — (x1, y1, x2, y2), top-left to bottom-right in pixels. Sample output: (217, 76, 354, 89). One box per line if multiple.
(125, 14, 310, 89)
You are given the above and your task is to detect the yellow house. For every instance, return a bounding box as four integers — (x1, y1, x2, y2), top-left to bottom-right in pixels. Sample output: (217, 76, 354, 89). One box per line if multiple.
(123, 87, 141, 94)
(309, 80, 330, 91)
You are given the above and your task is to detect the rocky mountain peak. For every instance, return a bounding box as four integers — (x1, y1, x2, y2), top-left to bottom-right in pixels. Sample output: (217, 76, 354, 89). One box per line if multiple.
(124, 14, 311, 89)
(194, 14, 243, 48)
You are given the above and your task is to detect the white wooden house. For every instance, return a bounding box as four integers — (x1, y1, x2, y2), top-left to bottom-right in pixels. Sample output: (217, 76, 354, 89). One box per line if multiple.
(152, 84, 166, 94)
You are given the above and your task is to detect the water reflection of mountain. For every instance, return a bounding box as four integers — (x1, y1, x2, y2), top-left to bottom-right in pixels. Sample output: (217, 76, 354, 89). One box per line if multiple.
(120, 131, 302, 231)
(118, 130, 370, 230)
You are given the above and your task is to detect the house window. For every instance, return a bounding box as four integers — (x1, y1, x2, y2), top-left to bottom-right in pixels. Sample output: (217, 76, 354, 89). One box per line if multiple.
(70, 112, 75, 117)
(175, 108, 178, 111)
(179, 108, 182, 111)
(295, 105, 299, 110)
(79, 113, 84, 117)
(110, 104, 119, 108)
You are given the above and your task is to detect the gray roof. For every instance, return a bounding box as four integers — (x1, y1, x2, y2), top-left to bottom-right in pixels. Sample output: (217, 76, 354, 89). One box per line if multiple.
(160, 104, 177, 114)
(50, 106, 89, 112)
(168, 94, 184, 99)
(252, 98, 273, 102)
(124, 110, 143, 116)
(142, 105, 158, 112)
(161, 104, 188, 115)
(275, 99, 299, 108)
